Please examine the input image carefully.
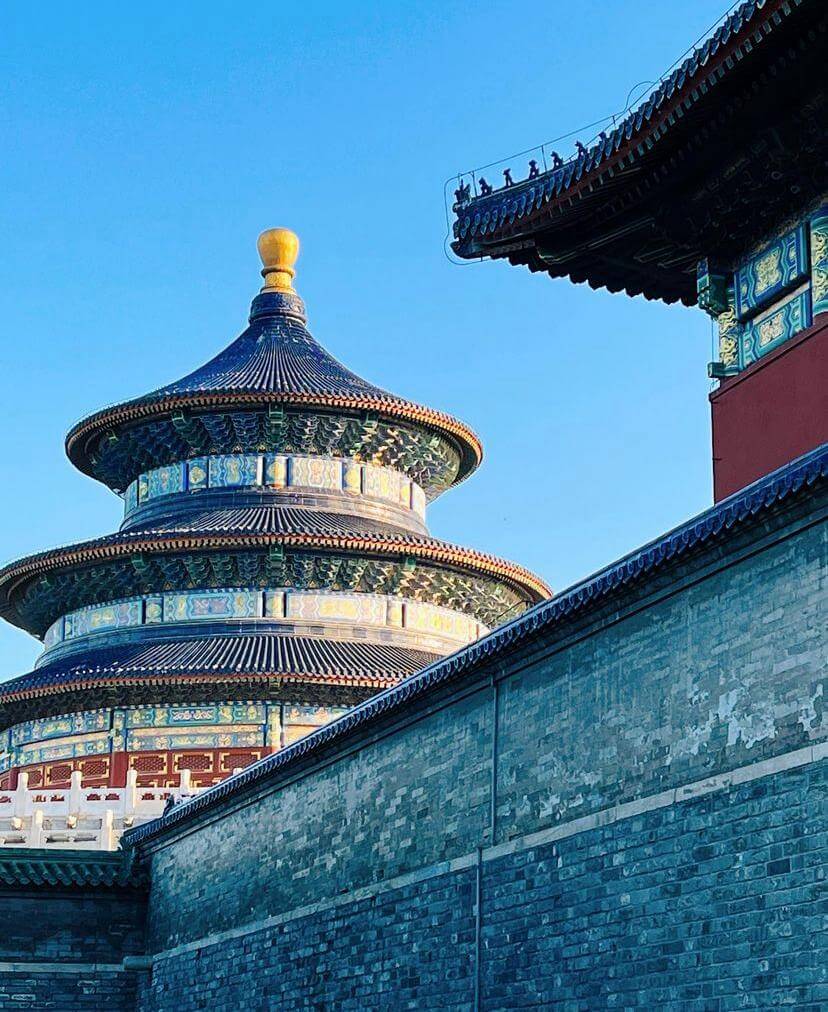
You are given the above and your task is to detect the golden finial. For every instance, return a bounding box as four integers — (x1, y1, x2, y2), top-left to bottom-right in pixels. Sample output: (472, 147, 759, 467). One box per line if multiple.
(257, 227, 300, 292)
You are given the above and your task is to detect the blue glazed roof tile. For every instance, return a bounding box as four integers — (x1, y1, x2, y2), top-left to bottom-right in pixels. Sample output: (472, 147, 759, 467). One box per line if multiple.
(0, 635, 435, 701)
(0, 849, 145, 889)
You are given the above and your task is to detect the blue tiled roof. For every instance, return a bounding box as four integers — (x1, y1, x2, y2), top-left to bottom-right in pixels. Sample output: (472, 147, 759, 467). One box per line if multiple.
(454, 0, 801, 248)
(125, 442, 828, 847)
(0, 634, 435, 702)
(0, 848, 145, 889)
(66, 290, 484, 486)
(153, 295, 398, 404)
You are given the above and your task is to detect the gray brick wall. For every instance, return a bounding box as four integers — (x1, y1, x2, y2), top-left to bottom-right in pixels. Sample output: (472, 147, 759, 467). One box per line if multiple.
(0, 891, 145, 1012)
(133, 505, 826, 1008)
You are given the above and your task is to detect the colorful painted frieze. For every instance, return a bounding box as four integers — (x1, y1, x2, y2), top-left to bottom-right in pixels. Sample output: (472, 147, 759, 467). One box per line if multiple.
(126, 726, 264, 751)
(124, 480, 139, 514)
(286, 591, 388, 626)
(11, 710, 110, 747)
(145, 462, 186, 499)
(404, 600, 481, 644)
(208, 454, 261, 488)
(162, 589, 261, 623)
(123, 702, 266, 729)
(65, 599, 143, 639)
(125, 453, 424, 518)
(288, 455, 342, 491)
(264, 454, 288, 488)
(735, 225, 808, 319)
(810, 208, 828, 318)
(187, 457, 209, 491)
(17, 731, 111, 765)
(740, 289, 811, 368)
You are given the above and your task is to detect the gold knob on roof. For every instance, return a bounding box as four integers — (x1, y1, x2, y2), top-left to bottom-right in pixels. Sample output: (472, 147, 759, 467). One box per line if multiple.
(257, 228, 300, 292)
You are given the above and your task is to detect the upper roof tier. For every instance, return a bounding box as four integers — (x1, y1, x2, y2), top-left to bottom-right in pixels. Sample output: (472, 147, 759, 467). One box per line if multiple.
(66, 229, 483, 496)
(451, 0, 828, 304)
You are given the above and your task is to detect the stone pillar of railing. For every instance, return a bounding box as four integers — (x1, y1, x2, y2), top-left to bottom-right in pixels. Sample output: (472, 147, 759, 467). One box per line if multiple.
(26, 809, 44, 848)
(99, 809, 116, 851)
(124, 768, 139, 824)
(13, 771, 29, 818)
(69, 770, 82, 818)
(179, 768, 192, 798)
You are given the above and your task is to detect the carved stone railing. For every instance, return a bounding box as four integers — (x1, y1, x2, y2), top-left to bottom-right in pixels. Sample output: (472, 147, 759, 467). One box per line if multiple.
(0, 769, 208, 850)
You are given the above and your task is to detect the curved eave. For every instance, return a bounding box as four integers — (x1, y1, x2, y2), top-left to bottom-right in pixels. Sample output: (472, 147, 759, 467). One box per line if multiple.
(451, 0, 820, 304)
(0, 634, 440, 725)
(65, 389, 483, 488)
(0, 669, 396, 706)
(0, 529, 552, 634)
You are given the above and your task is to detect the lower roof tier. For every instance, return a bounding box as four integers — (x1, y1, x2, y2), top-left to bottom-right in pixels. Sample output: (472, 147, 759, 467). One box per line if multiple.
(0, 508, 550, 638)
(0, 633, 438, 726)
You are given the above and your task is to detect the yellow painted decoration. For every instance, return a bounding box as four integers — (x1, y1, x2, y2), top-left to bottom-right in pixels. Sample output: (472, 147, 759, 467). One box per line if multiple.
(257, 227, 300, 292)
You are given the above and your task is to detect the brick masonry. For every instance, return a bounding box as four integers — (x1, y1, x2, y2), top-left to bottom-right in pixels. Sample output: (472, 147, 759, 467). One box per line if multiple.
(131, 491, 826, 1009)
(0, 892, 146, 1011)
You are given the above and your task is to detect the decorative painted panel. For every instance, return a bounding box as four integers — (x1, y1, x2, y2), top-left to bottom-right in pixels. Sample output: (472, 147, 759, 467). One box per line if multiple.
(145, 596, 163, 623)
(43, 617, 64, 649)
(264, 454, 288, 488)
(65, 599, 143, 639)
(735, 225, 808, 319)
(11, 710, 110, 747)
(717, 282, 739, 371)
(264, 591, 285, 617)
(17, 731, 111, 765)
(288, 455, 342, 491)
(287, 592, 388, 626)
(363, 465, 406, 506)
(125, 453, 425, 518)
(162, 589, 261, 623)
(127, 726, 264, 751)
(740, 288, 812, 368)
(404, 600, 481, 644)
(811, 208, 828, 318)
(145, 462, 186, 499)
(342, 460, 362, 495)
(123, 703, 266, 729)
(187, 457, 209, 491)
(387, 598, 404, 627)
(209, 454, 261, 488)
(124, 480, 139, 514)
(283, 705, 349, 726)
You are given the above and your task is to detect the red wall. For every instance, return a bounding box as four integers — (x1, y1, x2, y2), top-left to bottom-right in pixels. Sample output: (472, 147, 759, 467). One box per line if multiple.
(710, 316, 828, 501)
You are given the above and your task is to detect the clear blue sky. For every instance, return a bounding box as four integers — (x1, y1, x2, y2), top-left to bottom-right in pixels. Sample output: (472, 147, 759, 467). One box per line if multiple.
(1, 1, 727, 678)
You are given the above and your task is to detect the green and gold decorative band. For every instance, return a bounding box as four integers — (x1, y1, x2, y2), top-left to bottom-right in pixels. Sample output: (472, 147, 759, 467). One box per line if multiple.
(124, 453, 427, 520)
(42, 587, 489, 659)
(0, 701, 350, 772)
(810, 208, 828, 318)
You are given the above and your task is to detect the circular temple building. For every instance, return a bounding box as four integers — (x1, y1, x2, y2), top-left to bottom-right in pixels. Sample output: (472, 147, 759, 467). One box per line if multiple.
(0, 230, 549, 791)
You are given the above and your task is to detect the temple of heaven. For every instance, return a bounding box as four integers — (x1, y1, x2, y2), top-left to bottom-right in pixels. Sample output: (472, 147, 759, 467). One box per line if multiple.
(0, 229, 550, 791)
